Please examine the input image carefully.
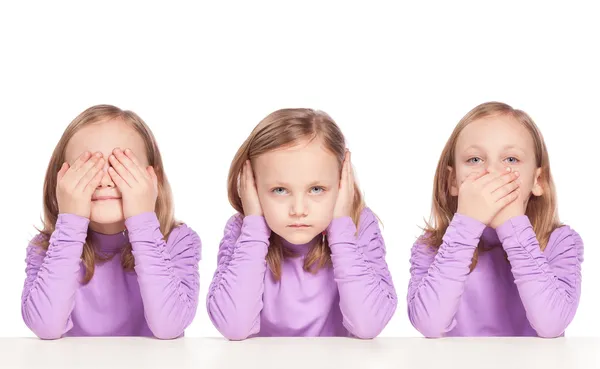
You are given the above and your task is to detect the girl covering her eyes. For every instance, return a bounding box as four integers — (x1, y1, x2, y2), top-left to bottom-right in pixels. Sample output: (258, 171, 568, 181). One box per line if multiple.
(21, 105, 201, 339)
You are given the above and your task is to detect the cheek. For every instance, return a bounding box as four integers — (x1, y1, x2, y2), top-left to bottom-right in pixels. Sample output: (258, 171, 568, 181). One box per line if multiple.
(260, 196, 282, 216)
(453, 165, 471, 185)
(90, 201, 124, 221)
(311, 194, 337, 223)
(258, 195, 287, 230)
(519, 170, 537, 193)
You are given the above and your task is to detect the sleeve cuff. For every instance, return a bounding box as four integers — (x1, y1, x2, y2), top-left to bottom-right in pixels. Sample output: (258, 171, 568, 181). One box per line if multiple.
(451, 213, 487, 237)
(242, 215, 272, 239)
(55, 213, 90, 241)
(326, 216, 356, 245)
(125, 211, 160, 231)
(495, 215, 532, 242)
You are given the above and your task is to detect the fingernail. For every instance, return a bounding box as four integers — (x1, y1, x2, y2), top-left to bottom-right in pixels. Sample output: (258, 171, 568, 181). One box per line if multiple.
(95, 152, 102, 158)
(125, 148, 131, 154)
(515, 171, 520, 177)
(505, 167, 511, 172)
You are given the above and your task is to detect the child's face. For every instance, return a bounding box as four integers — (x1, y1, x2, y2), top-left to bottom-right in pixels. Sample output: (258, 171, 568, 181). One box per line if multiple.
(65, 119, 149, 232)
(253, 138, 341, 245)
(450, 114, 543, 206)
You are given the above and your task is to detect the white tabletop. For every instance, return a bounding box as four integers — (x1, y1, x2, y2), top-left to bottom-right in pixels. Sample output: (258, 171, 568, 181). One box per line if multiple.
(0, 337, 598, 369)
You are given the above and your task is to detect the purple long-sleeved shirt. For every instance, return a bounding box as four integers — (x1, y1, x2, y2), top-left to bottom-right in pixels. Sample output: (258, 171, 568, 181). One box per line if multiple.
(408, 213, 583, 338)
(21, 212, 201, 340)
(207, 207, 397, 340)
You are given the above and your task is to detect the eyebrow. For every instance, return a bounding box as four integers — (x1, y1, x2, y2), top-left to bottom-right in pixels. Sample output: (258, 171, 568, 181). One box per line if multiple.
(501, 144, 526, 152)
(463, 144, 526, 152)
(270, 180, 327, 188)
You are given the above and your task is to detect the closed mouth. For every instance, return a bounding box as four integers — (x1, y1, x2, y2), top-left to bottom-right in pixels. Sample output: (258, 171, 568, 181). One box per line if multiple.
(92, 196, 122, 201)
(288, 224, 311, 228)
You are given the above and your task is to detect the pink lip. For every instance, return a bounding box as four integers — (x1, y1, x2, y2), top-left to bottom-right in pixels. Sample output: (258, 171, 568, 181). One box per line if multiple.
(92, 196, 121, 201)
(288, 224, 311, 228)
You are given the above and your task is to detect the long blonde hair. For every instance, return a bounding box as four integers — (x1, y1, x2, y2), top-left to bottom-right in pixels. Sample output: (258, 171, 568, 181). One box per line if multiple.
(423, 101, 560, 270)
(227, 108, 365, 280)
(37, 104, 179, 283)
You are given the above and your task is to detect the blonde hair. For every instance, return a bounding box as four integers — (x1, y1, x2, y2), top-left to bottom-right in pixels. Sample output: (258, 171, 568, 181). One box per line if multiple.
(36, 104, 179, 283)
(423, 101, 560, 270)
(227, 108, 365, 280)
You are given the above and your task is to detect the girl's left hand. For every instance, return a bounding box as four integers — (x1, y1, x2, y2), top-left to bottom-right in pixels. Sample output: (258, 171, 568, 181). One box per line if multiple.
(108, 148, 158, 219)
(489, 186, 527, 228)
(333, 150, 355, 219)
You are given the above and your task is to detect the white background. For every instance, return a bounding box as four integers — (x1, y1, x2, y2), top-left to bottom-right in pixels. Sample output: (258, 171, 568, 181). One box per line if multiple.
(0, 1, 598, 338)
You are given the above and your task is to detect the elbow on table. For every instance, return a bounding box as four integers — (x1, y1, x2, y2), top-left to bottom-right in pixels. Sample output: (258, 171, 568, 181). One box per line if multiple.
(27, 322, 65, 340)
(34, 328, 64, 340)
(414, 322, 446, 338)
(208, 312, 256, 341)
(216, 322, 254, 341)
(408, 315, 447, 338)
(149, 325, 185, 340)
(22, 311, 66, 340)
(346, 317, 389, 339)
(534, 324, 566, 339)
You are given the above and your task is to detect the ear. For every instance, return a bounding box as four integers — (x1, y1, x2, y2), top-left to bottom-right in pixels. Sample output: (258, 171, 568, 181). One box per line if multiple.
(447, 166, 459, 196)
(531, 167, 544, 196)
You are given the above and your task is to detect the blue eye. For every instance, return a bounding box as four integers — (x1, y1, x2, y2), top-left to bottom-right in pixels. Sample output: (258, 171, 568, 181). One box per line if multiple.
(505, 157, 519, 164)
(272, 187, 288, 195)
(310, 186, 324, 194)
(467, 157, 482, 164)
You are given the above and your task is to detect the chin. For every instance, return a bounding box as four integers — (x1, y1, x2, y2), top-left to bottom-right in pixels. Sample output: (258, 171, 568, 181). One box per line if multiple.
(90, 207, 124, 225)
(279, 231, 319, 245)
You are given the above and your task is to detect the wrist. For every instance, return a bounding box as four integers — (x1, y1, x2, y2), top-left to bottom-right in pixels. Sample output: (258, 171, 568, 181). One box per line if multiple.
(58, 209, 90, 219)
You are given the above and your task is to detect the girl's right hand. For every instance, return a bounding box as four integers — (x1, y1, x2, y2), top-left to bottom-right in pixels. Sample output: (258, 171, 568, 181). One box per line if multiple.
(56, 151, 105, 218)
(456, 168, 521, 226)
(240, 160, 263, 216)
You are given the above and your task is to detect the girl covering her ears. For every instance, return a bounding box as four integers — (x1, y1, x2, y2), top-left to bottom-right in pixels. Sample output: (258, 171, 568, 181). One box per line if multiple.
(206, 108, 397, 340)
(407, 102, 583, 338)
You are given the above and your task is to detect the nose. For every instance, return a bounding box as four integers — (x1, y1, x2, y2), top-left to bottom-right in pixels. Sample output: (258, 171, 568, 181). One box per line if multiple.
(486, 160, 506, 174)
(289, 194, 308, 217)
(98, 163, 116, 188)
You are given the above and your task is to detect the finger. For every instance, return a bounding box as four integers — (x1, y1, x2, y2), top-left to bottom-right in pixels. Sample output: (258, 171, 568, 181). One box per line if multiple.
(109, 153, 136, 187)
(473, 169, 490, 181)
(84, 164, 106, 195)
(491, 178, 521, 201)
(461, 169, 487, 185)
(486, 169, 519, 192)
(124, 148, 150, 179)
(67, 152, 102, 184)
(113, 148, 144, 182)
(347, 151, 352, 176)
(57, 163, 69, 182)
(495, 186, 520, 209)
(240, 161, 247, 194)
(340, 151, 349, 188)
(481, 167, 512, 185)
(70, 151, 92, 171)
(76, 157, 105, 190)
(108, 167, 129, 189)
(246, 160, 257, 189)
(347, 151, 354, 190)
(147, 166, 158, 192)
(237, 166, 243, 198)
